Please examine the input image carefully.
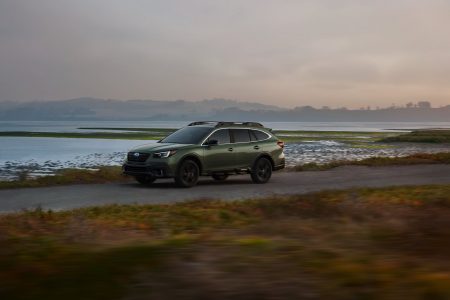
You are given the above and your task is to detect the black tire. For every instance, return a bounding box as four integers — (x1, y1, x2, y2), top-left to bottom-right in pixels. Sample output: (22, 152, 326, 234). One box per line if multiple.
(135, 175, 156, 185)
(251, 157, 272, 184)
(175, 159, 200, 187)
(212, 173, 228, 181)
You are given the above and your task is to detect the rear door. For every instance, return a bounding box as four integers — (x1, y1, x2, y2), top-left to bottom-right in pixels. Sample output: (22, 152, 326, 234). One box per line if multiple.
(202, 129, 235, 171)
(230, 129, 254, 168)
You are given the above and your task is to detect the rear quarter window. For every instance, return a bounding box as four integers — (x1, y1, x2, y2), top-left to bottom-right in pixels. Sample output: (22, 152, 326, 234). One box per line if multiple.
(231, 129, 251, 143)
(252, 130, 270, 141)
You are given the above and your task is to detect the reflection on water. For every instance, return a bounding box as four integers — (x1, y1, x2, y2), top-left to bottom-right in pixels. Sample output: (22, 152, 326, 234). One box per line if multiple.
(0, 137, 155, 180)
(284, 141, 449, 165)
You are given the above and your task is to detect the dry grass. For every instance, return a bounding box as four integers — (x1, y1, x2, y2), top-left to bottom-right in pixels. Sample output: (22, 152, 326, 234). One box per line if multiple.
(290, 152, 450, 172)
(2, 153, 450, 190)
(1, 185, 450, 299)
(0, 166, 128, 189)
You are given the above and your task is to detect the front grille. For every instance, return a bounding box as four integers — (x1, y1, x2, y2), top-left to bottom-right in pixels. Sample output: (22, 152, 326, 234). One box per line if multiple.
(124, 165, 148, 173)
(127, 152, 150, 162)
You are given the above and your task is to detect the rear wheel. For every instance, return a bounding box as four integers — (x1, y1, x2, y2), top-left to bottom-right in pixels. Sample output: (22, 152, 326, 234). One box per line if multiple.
(212, 173, 228, 181)
(175, 159, 200, 187)
(135, 175, 156, 185)
(251, 157, 272, 184)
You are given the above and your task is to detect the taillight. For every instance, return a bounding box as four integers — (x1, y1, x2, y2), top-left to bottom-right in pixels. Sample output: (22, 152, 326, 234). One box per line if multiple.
(277, 140, 285, 149)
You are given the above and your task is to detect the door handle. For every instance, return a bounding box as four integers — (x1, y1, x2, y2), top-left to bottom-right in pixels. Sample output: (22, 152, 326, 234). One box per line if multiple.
(228, 147, 233, 152)
(253, 145, 260, 150)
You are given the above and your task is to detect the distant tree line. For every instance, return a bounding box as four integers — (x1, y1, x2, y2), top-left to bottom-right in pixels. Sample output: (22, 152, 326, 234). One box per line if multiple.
(0, 98, 448, 122)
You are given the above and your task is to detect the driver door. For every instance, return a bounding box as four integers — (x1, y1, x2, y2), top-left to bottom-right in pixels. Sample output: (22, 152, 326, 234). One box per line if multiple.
(202, 129, 236, 171)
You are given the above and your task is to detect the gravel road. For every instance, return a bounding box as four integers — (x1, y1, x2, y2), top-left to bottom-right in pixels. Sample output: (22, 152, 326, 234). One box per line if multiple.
(1, 164, 450, 213)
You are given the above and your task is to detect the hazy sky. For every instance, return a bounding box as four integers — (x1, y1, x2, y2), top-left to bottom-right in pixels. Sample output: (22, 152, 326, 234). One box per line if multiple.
(1, 0, 450, 108)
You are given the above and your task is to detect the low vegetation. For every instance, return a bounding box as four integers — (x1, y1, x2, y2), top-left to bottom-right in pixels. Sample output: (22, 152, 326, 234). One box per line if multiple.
(0, 131, 164, 140)
(0, 185, 449, 299)
(3, 128, 450, 145)
(0, 128, 401, 144)
(381, 129, 450, 143)
(291, 152, 450, 171)
(0, 167, 127, 189)
(2, 153, 449, 189)
(274, 129, 398, 143)
(78, 127, 175, 133)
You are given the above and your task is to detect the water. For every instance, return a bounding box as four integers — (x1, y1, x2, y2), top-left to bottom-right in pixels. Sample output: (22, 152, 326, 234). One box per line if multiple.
(284, 141, 449, 165)
(1, 120, 450, 132)
(0, 137, 155, 180)
(0, 121, 189, 133)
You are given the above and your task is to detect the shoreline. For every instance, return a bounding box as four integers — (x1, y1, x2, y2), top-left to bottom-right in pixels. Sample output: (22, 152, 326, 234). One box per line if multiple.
(1, 153, 449, 190)
(1, 129, 449, 181)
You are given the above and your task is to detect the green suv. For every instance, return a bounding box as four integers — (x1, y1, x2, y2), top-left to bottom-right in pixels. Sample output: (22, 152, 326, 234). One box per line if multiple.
(123, 121, 285, 187)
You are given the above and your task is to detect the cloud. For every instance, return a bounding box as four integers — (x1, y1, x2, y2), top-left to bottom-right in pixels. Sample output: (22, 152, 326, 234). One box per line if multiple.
(1, 0, 450, 107)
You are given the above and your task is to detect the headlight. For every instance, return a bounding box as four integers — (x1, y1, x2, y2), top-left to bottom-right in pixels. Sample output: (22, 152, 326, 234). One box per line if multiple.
(153, 150, 177, 158)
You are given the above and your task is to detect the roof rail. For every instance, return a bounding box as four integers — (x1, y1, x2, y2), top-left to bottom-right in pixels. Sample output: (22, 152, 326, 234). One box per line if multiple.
(187, 121, 264, 128)
(242, 122, 264, 128)
(187, 121, 218, 126)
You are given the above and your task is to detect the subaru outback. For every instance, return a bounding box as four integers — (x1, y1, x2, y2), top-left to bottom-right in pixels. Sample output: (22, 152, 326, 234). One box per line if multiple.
(122, 121, 285, 187)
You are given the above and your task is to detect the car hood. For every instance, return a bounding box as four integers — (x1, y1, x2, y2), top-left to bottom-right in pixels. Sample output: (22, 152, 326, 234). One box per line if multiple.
(129, 143, 191, 153)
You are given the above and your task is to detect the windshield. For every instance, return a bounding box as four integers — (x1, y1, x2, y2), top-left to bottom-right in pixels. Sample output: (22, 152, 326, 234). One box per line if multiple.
(159, 126, 212, 144)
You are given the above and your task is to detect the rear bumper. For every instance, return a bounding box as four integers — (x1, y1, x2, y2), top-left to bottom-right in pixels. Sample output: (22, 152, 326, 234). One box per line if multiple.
(274, 157, 285, 171)
(122, 162, 173, 178)
(274, 163, 285, 171)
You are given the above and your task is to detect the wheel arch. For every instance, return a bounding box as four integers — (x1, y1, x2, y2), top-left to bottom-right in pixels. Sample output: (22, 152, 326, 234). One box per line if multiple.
(178, 154, 203, 174)
(253, 153, 275, 170)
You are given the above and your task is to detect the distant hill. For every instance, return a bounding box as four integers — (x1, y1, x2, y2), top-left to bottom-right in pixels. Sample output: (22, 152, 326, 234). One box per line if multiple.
(0, 98, 281, 121)
(0, 98, 449, 121)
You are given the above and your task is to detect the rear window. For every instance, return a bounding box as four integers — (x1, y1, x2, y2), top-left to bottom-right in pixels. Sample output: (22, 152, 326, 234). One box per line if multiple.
(231, 129, 251, 143)
(251, 130, 270, 141)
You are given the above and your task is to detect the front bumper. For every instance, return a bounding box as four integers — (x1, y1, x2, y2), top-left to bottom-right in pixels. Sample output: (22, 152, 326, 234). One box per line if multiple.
(122, 162, 174, 178)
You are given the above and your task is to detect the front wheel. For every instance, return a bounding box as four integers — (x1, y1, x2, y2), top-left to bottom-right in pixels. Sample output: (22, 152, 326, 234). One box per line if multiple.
(251, 157, 272, 184)
(174, 159, 200, 187)
(135, 175, 156, 185)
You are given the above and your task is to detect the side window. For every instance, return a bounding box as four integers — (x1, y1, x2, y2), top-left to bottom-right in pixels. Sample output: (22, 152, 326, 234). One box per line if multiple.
(231, 129, 251, 143)
(249, 130, 258, 141)
(252, 130, 270, 141)
(207, 129, 230, 145)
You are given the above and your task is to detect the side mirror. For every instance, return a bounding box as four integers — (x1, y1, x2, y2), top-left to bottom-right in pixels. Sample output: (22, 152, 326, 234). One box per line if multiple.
(205, 139, 218, 146)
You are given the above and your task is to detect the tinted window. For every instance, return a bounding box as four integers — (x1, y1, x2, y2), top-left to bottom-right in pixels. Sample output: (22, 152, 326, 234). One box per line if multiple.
(160, 126, 212, 144)
(231, 129, 251, 143)
(206, 129, 230, 145)
(252, 130, 270, 141)
(249, 130, 258, 141)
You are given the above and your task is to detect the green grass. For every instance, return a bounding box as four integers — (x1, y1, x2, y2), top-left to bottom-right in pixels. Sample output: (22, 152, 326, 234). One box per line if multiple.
(1, 185, 450, 299)
(78, 127, 175, 132)
(0, 131, 166, 140)
(381, 130, 450, 143)
(0, 167, 128, 189)
(271, 130, 398, 143)
(289, 152, 450, 171)
(0, 128, 402, 143)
